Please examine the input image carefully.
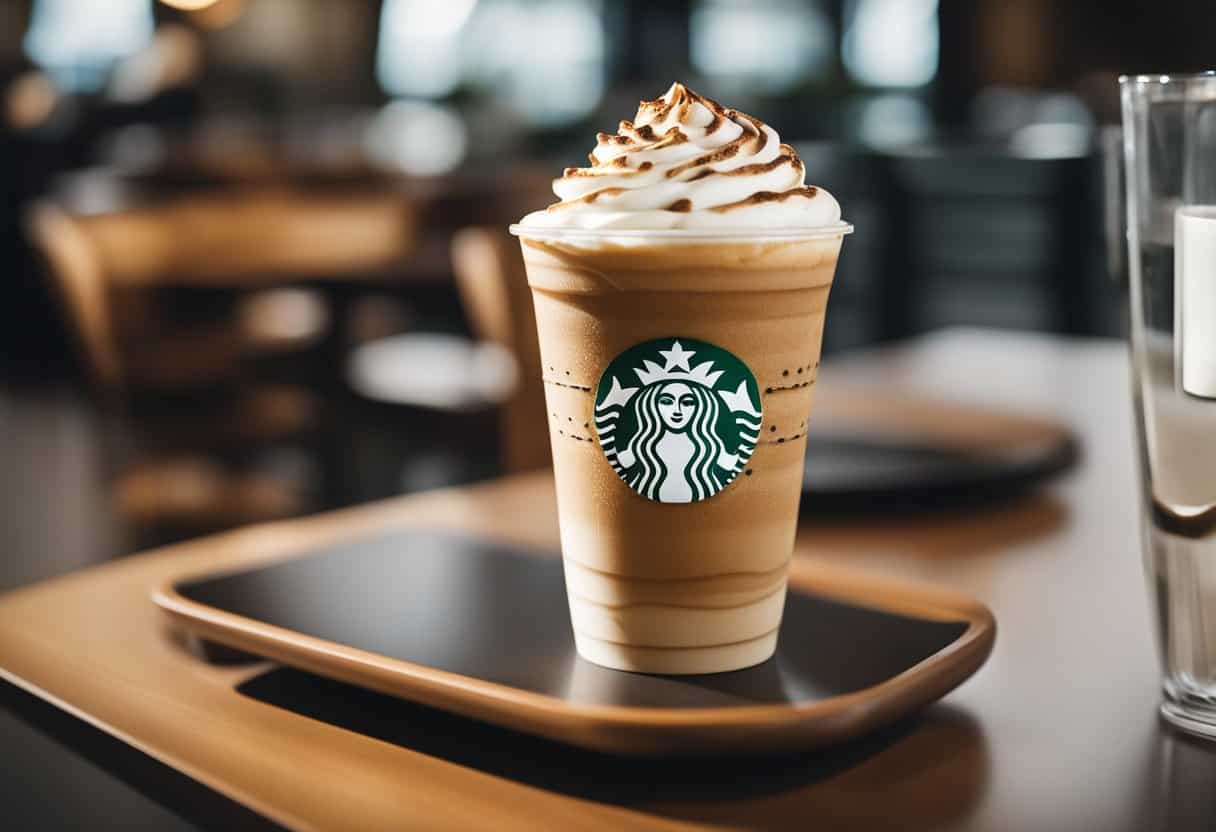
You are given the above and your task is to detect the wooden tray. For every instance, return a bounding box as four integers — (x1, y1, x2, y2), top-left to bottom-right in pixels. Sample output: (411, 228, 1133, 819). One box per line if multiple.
(0, 473, 999, 828)
(155, 530, 995, 757)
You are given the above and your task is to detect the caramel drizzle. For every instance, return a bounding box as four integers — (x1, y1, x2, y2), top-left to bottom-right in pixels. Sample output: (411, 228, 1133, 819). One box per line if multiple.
(595, 131, 630, 146)
(647, 127, 688, 151)
(621, 121, 658, 142)
(556, 83, 815, 213)
(639, 82, 729, 126)
(584, 126, 686, 171)
(708, 186, 819, 213)
(590, 82, 737, 170)
(562, 160, 654, 178)
(546, 187, 625, 210)
(682, 150, 802, 183)
(661, 114, 769, 180)
(581, 84, 770, 176)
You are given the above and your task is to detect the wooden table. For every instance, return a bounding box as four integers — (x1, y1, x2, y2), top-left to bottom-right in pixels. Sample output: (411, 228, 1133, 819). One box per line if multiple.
(2, 329, 1213, 830)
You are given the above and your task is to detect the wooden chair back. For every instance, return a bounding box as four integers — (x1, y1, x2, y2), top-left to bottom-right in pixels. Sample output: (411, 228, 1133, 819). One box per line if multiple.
(451, 227, 549, 473)
(26, 187, 415, 390)
(81, 188, 414, 288)
(26, 202, 122, 388)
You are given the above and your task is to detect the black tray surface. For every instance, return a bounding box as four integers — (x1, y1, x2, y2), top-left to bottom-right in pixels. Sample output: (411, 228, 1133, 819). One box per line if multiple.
(177, 531, 967, 710)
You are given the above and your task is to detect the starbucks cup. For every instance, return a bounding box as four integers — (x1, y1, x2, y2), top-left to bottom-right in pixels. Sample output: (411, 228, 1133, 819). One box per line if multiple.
(510, 224, 852, 674)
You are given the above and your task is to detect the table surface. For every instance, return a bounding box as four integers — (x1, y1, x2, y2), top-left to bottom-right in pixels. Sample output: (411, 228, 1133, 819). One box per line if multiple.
(2, 327, 1214, 831)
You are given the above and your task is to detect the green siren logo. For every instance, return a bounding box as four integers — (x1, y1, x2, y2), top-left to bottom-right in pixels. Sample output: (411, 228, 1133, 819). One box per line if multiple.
(594, 337, 761, 503)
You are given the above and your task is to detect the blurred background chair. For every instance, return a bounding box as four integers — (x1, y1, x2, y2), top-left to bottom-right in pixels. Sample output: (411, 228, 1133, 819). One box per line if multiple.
(26, 183, 416, 538)
(29, 186, 415, 387)
(451, 227, 549, 474)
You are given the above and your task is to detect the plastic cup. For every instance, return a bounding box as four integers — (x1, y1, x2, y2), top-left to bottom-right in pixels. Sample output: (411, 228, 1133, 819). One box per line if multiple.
(510, 223, 852, 673)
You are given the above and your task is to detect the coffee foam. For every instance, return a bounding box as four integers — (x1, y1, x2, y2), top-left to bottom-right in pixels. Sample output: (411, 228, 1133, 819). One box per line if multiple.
(518, 82, 841, 231)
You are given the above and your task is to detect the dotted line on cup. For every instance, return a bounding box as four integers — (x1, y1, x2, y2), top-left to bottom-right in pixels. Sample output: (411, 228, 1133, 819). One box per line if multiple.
(544, 366, 594, 392)
(757, 420, 808, 444)
(763, 379, 815, 395)
(545, 379, 593, 392)
(552, 413, 594, 441)
(763, 432, 806, 444)
(780, 360, 820, 378)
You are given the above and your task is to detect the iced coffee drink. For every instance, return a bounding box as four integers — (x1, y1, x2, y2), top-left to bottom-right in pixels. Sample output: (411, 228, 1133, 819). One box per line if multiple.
(511, 83, 850, 673)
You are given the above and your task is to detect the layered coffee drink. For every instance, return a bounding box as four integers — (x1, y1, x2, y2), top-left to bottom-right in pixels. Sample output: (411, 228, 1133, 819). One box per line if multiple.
(511, 83, 850, 673)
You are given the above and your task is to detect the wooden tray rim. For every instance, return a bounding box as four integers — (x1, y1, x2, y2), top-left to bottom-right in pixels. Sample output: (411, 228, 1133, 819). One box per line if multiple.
(153, 530, 996, 737)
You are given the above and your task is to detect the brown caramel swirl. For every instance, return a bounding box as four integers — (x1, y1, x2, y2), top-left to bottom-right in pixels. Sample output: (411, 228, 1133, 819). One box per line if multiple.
(518, 82, 840, 230)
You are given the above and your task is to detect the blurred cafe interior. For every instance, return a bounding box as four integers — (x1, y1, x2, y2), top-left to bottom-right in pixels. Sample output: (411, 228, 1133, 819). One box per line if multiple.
(5, 0, 1205, 561)
(6, 1, 1216, 829)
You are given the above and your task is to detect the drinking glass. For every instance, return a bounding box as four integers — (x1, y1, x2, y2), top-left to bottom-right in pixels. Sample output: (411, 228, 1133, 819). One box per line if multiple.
(1120, 72, 1216, 738)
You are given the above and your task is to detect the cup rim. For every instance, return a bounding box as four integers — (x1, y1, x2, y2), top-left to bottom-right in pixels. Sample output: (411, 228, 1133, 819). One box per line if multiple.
(508, 221, 854, 242)
(1119, 70, 1216, 86)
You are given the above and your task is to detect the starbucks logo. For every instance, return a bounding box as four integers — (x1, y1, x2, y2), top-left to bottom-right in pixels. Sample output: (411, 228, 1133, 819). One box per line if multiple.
(594, 337, 761, 503)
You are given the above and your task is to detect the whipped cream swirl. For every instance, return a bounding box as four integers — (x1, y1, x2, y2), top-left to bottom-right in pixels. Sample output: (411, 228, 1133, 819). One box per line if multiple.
(519, 83, 841, 231)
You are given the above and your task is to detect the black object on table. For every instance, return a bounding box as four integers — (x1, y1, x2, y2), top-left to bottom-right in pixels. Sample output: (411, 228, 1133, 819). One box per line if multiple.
(801, 433, 1078, 514)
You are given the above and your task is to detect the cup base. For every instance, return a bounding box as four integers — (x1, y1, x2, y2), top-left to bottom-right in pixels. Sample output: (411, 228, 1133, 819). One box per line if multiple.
(572, 629, 777, 675)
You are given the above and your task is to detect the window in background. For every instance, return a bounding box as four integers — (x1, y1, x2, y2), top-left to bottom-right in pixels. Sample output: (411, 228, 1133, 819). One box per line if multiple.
(464, 0, 605, 127)
(377, 0, 605, 129)
(363, 100, 469, 175)
(691, 0, 832, 94)
(973, 86, 1094, 155)
(24, 0, 154, 92)
(376, 0, 479, 98)
(852, 94, 932, 147)
(842, 0, 938, 88)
